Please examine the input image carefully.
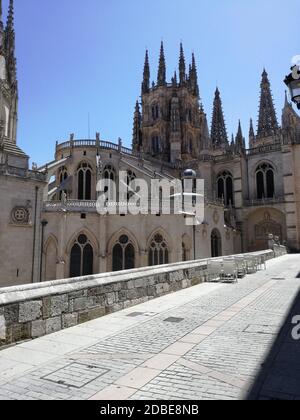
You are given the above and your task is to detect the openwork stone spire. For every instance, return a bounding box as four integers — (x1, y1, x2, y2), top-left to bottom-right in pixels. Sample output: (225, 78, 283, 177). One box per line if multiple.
(235, 120, 245, 153)
(257, 69, 279, 137)
(141, 50, 150, 94)
(157, 41, 166, 86)
(179, 43, 186, 86)
(132, 101, 142, 151)
(189, 53, 199, 97)
(5, 0, 17, 86)
(249, 118, 255, 138)
(0, 0, 4, 54)
(211, 88, 228, 148)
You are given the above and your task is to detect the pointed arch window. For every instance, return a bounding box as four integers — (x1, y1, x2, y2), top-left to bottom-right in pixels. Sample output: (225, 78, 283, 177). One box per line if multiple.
(112, 235, 135, 272)
(78, 162, 92, 200)
(256, 164, 275, 199)
(103, 165, 116, 182)
(152, 136, 161, 154)
(186, 108, 193, 123)
(211, 229, 222, 258)
(217, 171, 234, 206)
(126, 170, 136, 200)
(152, 104, 159, 121)
(103, 165, 116, 201)
(58, 166, 68, 200)
(70, 234, 93, 278)
(148, 233, 169, 266)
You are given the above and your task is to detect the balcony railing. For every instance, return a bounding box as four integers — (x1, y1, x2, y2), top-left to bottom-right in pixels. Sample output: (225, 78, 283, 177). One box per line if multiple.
(243, 196, 285, 207)
(0, 164, 46, 182)
(246, 143, 282, 156)
(43, 195, 224, 214)
(55, 139, 134, 156)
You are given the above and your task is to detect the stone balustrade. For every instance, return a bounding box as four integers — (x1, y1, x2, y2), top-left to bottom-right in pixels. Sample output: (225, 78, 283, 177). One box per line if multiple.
(0, 250, 276, 348)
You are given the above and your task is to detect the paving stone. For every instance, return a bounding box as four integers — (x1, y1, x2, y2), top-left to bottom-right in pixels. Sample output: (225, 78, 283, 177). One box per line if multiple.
(0, 255, 299, 401)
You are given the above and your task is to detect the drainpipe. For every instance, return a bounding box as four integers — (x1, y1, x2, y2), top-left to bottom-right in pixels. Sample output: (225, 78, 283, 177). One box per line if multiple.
(40, 220, 48, 282)
(193, 223, 196, 260)
(31, 186, 39, 283)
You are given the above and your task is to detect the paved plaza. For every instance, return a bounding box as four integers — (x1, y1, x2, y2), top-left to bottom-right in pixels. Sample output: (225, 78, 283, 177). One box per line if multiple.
(0, 254, 300, 400)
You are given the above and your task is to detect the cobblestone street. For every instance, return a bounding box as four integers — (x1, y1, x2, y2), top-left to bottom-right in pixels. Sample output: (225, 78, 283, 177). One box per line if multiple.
(0, 254, 300, 400)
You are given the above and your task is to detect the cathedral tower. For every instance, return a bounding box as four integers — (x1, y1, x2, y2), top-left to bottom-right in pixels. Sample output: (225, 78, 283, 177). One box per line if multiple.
(0, 0, 23, 167)
(132, 43, 209, 163)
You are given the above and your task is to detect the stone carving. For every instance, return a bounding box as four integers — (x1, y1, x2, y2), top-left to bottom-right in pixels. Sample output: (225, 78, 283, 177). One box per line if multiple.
(11, 206, 30, 225)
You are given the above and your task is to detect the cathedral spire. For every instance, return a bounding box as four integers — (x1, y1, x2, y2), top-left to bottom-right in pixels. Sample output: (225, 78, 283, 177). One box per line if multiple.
(235, 120, 245, 153)
(157, 41, 166, 86)
(0, 0, 4, 54)
(190, 53, 199, 97)
(171, 70, 177, 88)
(179, 43, 186, 86)
(211, 88, 228, 148)
(249, 118, 255, 138)
(6, 0, 14, 33)
(142, 50, 150, 94)
(5, 0, 17, 86)
(132, 100, 142, 152)
(257, 69, 279, 137)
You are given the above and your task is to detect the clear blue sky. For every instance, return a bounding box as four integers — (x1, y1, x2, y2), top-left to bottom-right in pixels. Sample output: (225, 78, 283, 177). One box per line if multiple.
(7, 0, 300, 165)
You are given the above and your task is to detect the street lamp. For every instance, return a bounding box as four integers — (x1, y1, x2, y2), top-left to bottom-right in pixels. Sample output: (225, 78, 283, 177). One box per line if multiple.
(284, 65, 300, 110)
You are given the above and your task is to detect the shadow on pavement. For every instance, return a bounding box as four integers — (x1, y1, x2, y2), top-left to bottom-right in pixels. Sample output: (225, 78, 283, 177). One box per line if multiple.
(247, 284, 300, 400)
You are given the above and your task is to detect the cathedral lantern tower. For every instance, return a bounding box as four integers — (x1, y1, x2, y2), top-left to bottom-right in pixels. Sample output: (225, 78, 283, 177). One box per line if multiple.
(132, 43, 209, 164)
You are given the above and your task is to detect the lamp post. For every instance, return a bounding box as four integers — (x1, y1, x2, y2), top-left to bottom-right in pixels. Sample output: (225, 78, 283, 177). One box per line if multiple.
(284, 65, 300, 110)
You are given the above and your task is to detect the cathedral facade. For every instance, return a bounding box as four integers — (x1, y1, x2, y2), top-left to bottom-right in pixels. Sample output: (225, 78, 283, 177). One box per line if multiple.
(0, 3, 299, 288)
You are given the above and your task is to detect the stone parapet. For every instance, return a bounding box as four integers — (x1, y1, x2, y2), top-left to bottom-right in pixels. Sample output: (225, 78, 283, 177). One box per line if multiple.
(0, 250, 275, 347)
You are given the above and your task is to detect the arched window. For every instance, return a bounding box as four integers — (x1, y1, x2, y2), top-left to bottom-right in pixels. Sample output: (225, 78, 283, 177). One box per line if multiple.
(112, 235, 135, 272)
(78, 162, 92, 200)
(58, 167, 68, 200)
(186, 108, 192, 123)
(59, 167, 68, 184)
(70, 234, 93, 278)
(103, 165, 116, 181)
(148, 233, 169, 266)
(256, 164, 275, 199)
(217, 171, 234, 206)
(211, 229, 222, 258)
(103, 165, 116, 201)
(152, 104, 159, 121)
(152, 136, 160, 154)
(126, 170, 136, 200)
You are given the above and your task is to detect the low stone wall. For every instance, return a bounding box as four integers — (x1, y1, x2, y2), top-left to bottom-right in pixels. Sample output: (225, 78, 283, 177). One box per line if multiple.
(0, 250, 275, 347)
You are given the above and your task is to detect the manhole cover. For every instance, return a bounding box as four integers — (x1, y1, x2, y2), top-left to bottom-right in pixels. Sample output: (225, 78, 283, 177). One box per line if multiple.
(127, 312, 145, 317)
(164, 317, 184, 323)
(42, 363, 109, 389)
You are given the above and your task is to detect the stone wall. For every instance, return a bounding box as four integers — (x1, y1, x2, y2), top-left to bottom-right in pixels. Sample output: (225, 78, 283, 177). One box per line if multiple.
(0, 250, 275, 347)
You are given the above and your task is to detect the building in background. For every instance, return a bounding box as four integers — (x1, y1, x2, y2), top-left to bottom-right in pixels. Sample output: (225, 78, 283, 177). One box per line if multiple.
(0, 3, 299, 287)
